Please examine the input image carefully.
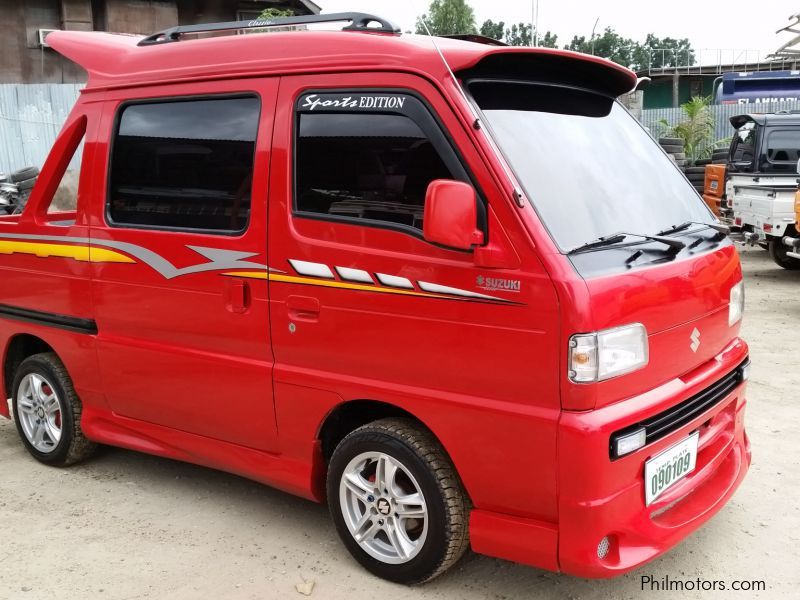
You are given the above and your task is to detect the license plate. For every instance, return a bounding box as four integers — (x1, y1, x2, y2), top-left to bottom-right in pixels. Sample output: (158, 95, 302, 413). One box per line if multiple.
(644, 432, 699, 505)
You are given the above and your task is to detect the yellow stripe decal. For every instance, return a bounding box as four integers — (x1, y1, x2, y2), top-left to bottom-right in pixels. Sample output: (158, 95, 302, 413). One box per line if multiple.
(223, 271, 521, 304)
(0, 240, 135, 264)
(224, 271, 451, 299)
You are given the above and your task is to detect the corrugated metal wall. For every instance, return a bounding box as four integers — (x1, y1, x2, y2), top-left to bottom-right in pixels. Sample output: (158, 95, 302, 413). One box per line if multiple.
(0, 84, 82, 174)
(640, 100, 800, 151)
(4, 84, 800, 174)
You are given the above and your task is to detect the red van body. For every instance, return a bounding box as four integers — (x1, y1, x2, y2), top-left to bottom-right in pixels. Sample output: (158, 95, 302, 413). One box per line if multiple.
(0, 19, 749, 581)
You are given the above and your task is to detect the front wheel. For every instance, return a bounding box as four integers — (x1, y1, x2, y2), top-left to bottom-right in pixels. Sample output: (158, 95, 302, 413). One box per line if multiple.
(769, 238, 800, 270)
(327, 418, 469, 584)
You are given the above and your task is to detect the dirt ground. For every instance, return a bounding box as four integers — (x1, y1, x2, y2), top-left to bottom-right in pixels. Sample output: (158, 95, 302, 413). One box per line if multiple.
(0, 246, 798, 600)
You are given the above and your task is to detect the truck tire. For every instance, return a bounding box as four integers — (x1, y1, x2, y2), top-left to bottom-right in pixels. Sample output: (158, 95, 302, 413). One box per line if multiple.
(685, 167, 706, 175)
(11, 353, 97, 466)
(661, 144, 684, 154)
(659, 137, 683, 146)
(15, 177, 37, 191)
(9, 166, 39, 183)
(327, 418, 469, 584)
(769, 239, 800, 269)
(695, 158, 712, 166)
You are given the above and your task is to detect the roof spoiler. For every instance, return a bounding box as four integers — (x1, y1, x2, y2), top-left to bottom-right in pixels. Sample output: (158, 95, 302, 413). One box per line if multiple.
(440, 34, 508, 47)
(457, 50, 637, 98)
(730, 114, 759, 128)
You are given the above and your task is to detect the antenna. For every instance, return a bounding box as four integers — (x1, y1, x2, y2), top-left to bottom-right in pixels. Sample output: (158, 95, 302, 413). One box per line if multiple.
(416, 13, 528, 208)
(416, 16, 482, 128)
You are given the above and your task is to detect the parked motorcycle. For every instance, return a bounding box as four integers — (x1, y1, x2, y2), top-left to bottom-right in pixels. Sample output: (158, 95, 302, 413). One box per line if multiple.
(0, 167, 39, 215)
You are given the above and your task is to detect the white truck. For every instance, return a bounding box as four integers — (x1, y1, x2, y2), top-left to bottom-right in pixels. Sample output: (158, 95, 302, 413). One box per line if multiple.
(728, 113, 800, 269)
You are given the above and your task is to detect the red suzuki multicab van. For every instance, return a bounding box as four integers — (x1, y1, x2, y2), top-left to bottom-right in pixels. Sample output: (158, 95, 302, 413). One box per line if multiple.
(0, 13, 750, 584)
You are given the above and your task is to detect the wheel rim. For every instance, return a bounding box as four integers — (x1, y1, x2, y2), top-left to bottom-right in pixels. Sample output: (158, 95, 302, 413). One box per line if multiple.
(339, 451, 428, 564)
(16, 373, 62, 454)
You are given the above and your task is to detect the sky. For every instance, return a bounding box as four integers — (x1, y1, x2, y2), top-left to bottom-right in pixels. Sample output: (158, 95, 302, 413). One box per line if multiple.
(322, 0, 800, 64)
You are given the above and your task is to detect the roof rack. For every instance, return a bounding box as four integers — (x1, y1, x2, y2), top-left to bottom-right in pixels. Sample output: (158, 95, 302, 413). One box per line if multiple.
(138, 12, 401, 46)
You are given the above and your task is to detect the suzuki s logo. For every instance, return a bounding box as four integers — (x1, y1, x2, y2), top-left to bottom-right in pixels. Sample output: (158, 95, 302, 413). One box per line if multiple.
(690, 327, 701, 353)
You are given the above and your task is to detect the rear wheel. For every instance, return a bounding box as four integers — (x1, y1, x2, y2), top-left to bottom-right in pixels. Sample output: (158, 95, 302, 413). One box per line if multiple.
(11, 353, 96, 466)
(327, 418, 469, 584)
(769, 238, 800, 269)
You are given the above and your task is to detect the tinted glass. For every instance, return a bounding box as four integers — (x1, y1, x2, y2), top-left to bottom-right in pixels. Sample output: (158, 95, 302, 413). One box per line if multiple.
(472, 81, 712, 252)
(296, 112, 455, 230)
(109, 97, 260, 232)
(764, 129, 800, 172)
(732, 122, 756, 167)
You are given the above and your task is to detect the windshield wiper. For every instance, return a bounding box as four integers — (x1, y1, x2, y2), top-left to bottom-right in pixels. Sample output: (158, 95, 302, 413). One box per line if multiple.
(656, 221, 730, 236)
(568, 232, 686, 255)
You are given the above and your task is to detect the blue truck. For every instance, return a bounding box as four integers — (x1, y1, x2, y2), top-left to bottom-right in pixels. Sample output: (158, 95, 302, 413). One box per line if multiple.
(715, 70, 800, 104)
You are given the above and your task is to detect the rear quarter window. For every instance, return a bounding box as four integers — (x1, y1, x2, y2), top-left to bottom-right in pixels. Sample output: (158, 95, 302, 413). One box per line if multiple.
(108, 96, 260, 234)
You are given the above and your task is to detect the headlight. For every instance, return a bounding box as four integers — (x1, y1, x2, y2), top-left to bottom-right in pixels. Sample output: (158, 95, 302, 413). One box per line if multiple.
(569, 323, 649, 383)
(729, 280, 744, 326)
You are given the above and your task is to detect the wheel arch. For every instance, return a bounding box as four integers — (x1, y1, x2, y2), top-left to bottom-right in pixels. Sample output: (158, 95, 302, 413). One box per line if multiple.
(316, 400, 468, 497)
(3, 334, 56, 399)
(318, 399, 430, 461)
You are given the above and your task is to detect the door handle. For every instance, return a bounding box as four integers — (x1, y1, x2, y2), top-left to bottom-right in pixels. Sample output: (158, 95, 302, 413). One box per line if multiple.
(287, 295, 320, 322)
(224, 279, 250, 314)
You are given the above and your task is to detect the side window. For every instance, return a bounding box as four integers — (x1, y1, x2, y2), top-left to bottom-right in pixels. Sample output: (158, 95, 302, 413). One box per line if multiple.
(48, 131, 85, 215)
(108, 96, 260, 233)
(295, 92, 468, 232)
(15, 114, 85, 222)
(731, 122, 756, 165)
(764, 129, 800, 173)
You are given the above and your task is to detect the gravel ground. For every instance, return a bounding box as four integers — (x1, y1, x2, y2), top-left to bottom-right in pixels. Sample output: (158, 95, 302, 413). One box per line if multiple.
(0, 246, 798, 600)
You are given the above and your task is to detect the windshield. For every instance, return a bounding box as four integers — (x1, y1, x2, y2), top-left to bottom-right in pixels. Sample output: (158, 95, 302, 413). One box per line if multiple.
(471, 81, 713, 251)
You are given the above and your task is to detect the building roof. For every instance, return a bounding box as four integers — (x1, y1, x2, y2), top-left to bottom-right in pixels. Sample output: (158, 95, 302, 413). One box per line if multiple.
(46, 28, 636, 95)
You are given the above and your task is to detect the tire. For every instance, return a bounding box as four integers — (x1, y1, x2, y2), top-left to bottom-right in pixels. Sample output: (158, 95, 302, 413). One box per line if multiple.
(685, 166, 706, 175)
(327, 418, 469, 584)
(769, 239, 800, 269)
(659, 137, 683, 146)
(695, 158, 712, 166)
(9, 166, 39, 183)
(661, 144, 684, 154)
(11, 353, 96, 466)
(671, 152, 686, 160)
(15, 177, 36, 191)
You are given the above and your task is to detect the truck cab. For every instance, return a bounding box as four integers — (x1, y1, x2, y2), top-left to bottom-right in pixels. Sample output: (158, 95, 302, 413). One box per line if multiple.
(728, 113, 800, 268)
(0, 13, 750, 584)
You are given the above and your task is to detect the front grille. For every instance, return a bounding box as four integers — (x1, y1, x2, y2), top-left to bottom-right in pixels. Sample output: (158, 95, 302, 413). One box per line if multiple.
(610, 358, 749, 459)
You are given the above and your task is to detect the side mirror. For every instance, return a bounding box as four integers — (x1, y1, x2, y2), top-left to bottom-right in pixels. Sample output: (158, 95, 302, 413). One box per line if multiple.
(423, 180, 484, 250)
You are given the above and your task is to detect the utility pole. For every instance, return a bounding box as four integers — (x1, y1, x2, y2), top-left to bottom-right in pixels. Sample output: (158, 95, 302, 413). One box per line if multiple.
(532, 0, 539, 47)
(591, 16, 599, 55)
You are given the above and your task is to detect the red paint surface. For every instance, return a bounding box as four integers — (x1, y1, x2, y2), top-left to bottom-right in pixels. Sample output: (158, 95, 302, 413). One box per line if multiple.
(0, 29, 748, 577)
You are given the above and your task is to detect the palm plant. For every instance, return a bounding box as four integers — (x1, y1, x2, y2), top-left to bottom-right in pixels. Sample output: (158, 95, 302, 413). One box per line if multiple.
(671, 96, 715, 162)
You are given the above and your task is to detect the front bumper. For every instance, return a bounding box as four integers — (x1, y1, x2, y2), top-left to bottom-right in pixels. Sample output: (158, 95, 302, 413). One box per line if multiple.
(557, 338, 750, 577)
(468, 338, 750, 578)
